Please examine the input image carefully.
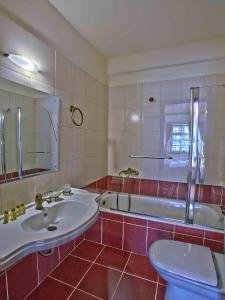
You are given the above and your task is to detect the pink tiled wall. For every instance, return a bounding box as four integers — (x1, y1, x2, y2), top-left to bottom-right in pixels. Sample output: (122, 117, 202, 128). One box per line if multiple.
(0, 235, 84, 300)
(84, 175, 225, 206)
(85, 212, 224, 257)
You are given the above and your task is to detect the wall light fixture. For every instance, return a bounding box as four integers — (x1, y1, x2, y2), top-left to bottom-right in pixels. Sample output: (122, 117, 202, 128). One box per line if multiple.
(4, 53, 40, 72)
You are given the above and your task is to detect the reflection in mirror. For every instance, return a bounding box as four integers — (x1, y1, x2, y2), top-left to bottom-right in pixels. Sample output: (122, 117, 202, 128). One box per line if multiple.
(0, 77, 59, 183)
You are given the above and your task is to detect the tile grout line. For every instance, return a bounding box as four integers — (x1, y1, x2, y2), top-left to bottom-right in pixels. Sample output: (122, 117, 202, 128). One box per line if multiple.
(5, 270, 9, 300)
(76, 288, 103, 300)
(66, 245, 106, 300)
(24, 238, 84, 300)
(110, 252, 132, 300)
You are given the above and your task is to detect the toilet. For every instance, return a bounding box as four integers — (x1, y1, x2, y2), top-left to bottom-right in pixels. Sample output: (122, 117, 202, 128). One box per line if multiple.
(149, 239, 225, 300)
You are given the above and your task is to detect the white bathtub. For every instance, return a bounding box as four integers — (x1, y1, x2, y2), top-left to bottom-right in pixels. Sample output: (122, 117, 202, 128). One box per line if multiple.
(98, 192, 224, 230)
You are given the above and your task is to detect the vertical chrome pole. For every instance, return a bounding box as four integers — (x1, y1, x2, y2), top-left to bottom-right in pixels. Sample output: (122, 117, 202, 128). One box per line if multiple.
(0, 112, 6, 181)
(186, 87, 199, 224)
(17, 107, 23, 178)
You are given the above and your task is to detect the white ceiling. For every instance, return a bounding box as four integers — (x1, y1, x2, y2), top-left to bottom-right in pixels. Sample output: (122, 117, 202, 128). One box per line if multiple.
(49, 0, 225, 58)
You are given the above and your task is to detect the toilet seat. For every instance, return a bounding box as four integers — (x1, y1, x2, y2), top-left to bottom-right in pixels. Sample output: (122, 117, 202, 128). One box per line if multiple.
(149, 240, 217, 287)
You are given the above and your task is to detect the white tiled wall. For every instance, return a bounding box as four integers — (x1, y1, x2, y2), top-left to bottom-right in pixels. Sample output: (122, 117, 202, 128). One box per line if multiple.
(108, 74, 225, 187)
(0, 12, 108, 213)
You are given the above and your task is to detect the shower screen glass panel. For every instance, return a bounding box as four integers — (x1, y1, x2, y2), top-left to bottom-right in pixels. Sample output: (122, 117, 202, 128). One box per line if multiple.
(0, 77, 59, 183)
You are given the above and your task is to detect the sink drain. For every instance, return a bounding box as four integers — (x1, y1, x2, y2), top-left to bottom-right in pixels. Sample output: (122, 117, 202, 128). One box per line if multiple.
(47, 225, 57, 231)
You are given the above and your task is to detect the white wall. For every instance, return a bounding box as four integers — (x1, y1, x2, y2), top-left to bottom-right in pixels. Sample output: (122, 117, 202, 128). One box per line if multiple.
(108, 36, 225, 87)
(0, 0, 107, 84)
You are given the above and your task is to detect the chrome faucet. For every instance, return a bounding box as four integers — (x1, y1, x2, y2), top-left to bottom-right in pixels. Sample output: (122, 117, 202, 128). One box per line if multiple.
(35, 191, 53, 210)
(119, 168, 139, 177)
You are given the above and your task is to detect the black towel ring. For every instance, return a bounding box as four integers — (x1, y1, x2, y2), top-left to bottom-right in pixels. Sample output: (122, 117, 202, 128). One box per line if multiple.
(70, 105, 84, 127)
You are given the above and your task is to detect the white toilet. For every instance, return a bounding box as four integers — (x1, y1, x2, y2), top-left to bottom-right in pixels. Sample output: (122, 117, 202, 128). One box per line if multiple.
(149, 239, 225, 300)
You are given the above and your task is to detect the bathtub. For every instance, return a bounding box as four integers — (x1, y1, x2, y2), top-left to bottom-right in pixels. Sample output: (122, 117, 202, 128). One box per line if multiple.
(97, 191, 224, 230)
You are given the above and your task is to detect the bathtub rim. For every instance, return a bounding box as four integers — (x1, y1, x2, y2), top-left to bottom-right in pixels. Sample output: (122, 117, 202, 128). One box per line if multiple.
(96, 191, 224, 234)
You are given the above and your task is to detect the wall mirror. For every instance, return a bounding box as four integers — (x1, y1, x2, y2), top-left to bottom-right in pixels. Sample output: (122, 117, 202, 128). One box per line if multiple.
(0, 77, 59, 183)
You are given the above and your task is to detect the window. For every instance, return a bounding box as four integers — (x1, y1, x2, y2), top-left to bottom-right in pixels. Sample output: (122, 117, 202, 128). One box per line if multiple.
(170, 124, 189, 153)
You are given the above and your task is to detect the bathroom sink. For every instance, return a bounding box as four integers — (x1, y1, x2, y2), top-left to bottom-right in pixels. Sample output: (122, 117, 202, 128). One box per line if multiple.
(21, 201, 88, 232)
(0, 188, 99, 271)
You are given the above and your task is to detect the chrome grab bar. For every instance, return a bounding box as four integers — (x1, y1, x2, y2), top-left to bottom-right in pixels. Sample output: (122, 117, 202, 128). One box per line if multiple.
(129, 155, 173, 159)
(186, 87, 199, 224)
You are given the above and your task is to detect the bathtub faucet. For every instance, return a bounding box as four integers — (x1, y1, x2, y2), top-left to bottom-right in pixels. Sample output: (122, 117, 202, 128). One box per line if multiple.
(119, 168, 139, 177)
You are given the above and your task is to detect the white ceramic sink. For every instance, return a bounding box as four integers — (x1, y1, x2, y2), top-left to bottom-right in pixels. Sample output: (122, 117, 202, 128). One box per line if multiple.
(0, 188, 99, 271)
(22, 201, 88, 232)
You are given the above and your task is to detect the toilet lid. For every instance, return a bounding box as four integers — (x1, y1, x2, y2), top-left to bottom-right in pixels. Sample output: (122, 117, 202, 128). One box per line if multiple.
(149, 240, 217, 287)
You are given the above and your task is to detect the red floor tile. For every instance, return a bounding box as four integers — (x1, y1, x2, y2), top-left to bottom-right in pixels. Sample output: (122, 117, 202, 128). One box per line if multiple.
(38, 248, 60, 282)
(102, 219, 123, 249)
(71, 240, 103, 261)
(26, 277, 73, 300)
(78, 264, 121, 299)
(0, 273, 7, 300)
(125, 253, 158, 282)
(123, 223, 147, 255)
(7, 254, 38, 300)
(96, 246, 130, 271)
(113, 273, 156, 300)
(59, 240, 75, 261)
(85, 218, 102, 243)
(156, 284, 166, 300)
(50, 255, 91, 287)
(69, 289, 100, 300)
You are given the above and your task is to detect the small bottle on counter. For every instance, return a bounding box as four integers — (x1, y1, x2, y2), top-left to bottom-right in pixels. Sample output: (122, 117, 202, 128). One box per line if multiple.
(20, 203, 26, 215)
(16, 205, 21, 217)
(10, 208, 17, 221)
(3, 210, 9, 224)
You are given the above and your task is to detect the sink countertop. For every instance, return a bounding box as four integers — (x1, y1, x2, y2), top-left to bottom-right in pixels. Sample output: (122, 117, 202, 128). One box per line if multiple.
(0, 188, 99, 271)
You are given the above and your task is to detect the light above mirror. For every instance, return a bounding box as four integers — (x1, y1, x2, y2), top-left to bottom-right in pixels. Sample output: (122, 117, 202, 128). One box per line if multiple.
(4, 54, 40, 72)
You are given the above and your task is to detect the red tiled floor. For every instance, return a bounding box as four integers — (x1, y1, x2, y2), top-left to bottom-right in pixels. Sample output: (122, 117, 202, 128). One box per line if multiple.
(125, 253, 158, 282)
(69, 289, 100, 300)
(38, 248, 60, 282)
(71, 240, 104, 261)
(113, 273, 156, 300)
(156, 284, 166, 300)
(50, 255, 91, 287)
(7, 254, 38, 300)
(96, 246, 130, 271)
(78, 264, 121, 299)
(26, 277, 73, 300)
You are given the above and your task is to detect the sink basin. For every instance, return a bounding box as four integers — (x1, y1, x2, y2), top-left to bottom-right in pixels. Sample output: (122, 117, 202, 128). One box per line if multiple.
(22, 201, 88, 232)
(0, 188, 99, 271)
